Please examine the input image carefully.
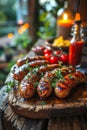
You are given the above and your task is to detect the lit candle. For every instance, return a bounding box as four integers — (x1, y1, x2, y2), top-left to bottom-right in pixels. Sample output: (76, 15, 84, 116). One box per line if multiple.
(58, 13, 73, 26)
(57, 13, 74, 39)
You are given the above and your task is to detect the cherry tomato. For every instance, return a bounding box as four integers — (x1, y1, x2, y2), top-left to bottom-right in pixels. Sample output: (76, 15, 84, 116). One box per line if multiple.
(60, 53, 69, 64)
(44, 49, 52, 55)
(50, 56, 59, 64)
(54, 50, 62, 55)
(44, 53, 51, 61)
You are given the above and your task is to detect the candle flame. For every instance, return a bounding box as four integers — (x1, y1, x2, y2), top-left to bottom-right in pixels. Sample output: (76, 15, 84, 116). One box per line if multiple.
(63, 13, 68, 20)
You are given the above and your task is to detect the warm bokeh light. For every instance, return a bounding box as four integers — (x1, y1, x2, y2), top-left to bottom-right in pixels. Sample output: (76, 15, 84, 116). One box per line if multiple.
(22, 25, 27, 30)
(25, 23, 29, 28)
(17, 23, 30, 34)
(18, 29, 23, 34)
(63, 13, 68, 20)
(18, 19, 24, 25)
(7, 33, 14, 39)
(22, 23, 29, 30)
(75, 13, 81, 21)
(23, 23, 29, 29)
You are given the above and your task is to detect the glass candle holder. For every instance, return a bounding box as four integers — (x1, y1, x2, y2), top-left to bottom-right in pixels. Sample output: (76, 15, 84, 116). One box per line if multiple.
(57, 1, 74, 39)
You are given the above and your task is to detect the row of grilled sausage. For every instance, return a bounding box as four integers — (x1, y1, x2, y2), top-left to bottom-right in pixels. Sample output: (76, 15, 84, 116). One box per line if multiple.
(11, 56, 87, 99)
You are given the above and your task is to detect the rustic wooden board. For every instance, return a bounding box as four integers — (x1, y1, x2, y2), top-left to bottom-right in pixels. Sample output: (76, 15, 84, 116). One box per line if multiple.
(8, 81, 87, 119)
(48, 115, 87, 130)
(2, 103, 87, 130)
(1, 105, 47, 130)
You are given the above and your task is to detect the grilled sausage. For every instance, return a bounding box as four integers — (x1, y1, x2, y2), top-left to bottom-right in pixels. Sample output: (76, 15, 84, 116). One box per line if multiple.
(19, 64, 59, 99)
(37, 71, 54, 99)
(55, 71, 87, 99)
(17, 56, 45, 67)
(37, 66, 75, 98)
(13, 60, 49, 81)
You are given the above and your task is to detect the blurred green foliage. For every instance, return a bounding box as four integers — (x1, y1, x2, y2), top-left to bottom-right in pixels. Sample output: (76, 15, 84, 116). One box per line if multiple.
(0, 0, 16, 37)
(0, 26, 15, 37)
(0, 11, 7, 23)
(0, 59, 16, 87)
(38, 11, 56, 39)
(6, 60, 16, 72)
(15, 31, 33, 50)
(38, 0, 64, 39)
(0, 0, 16, 21)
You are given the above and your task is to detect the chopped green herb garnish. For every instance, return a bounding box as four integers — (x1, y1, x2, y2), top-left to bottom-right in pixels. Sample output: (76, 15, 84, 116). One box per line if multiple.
(6, 86, 12, 92)
(52, 78, 58, 88)
(68, 75, 73, 79)
(51, 69, 65, 88)
(5, 81, 15, 92)
(34, 82, 39, 87)
(58, 61, 63, 67)
(26, 59, 29, 64)
(25, 67, 39, 80)
(52, 81, 56, 88)
(41, 73, 44, 77)
(55, 69, 64, 79)
(6, 81, 15, 88)
(34, 66, 39, 69)
(40, 101, 47, 105)
(26, 74, 31, 79)
(26, 66, 33, 71)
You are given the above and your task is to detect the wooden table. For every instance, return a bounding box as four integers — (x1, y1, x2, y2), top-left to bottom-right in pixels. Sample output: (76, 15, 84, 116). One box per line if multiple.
(0, 39, 87, 130)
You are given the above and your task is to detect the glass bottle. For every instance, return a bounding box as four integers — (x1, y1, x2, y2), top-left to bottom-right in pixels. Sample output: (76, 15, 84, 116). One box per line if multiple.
(69, 13, 84, 67)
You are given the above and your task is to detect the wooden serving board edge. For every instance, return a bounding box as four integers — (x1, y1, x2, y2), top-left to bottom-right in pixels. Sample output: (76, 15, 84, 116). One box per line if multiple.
(8, 90, 87, 119)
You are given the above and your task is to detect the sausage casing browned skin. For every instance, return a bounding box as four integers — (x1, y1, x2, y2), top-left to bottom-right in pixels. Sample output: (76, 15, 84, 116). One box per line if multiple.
(54, 71, 87, 99)
(13, 60, 49, 81)
(17, 56, 45, 67)
(37, 66, 75, 98)
(19, 64, 59, 99)
(37, 71, 55, 99)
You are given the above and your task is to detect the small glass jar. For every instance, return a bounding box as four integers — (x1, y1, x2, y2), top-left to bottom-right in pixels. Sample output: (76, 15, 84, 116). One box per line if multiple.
(69, 19, 84, 67)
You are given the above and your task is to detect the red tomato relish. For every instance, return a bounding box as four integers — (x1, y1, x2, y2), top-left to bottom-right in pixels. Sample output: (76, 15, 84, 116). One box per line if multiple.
(69, 41, 83, 67)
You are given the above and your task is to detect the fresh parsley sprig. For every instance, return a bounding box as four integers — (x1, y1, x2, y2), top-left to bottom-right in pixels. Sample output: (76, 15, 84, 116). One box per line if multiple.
(55, 69, 64, 79)
(51, 69, 64, 88)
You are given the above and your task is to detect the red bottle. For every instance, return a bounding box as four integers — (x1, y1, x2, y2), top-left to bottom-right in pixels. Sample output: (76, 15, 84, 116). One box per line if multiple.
(69, 15, 84, 67)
